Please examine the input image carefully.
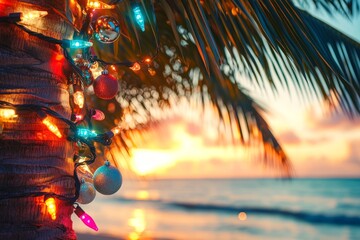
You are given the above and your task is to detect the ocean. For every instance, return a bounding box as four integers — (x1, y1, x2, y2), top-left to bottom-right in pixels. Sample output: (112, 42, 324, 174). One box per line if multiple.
(73, 179, 360, 240)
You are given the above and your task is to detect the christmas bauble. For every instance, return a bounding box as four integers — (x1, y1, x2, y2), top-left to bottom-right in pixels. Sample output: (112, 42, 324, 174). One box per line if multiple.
(77, 180, 96, 204)
(93, 160, 122, 195)
(94, 16, 120, 43)
(93, 71, 119, 99)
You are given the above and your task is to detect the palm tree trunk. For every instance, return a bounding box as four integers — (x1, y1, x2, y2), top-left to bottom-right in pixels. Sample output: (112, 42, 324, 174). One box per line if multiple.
(0, 2, 77, 239)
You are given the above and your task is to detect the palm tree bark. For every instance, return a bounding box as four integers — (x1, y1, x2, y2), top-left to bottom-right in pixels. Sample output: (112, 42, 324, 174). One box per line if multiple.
(0, 1, 77, 239)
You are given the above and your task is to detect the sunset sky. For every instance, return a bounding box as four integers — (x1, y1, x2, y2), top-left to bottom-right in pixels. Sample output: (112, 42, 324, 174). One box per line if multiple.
(127, 9, 360, 179)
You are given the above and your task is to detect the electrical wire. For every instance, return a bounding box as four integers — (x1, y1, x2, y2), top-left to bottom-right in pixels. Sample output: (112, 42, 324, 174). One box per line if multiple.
(0, 11, 123, 205)
(90, 45, 160, 67)
(0, 100, 113, 203)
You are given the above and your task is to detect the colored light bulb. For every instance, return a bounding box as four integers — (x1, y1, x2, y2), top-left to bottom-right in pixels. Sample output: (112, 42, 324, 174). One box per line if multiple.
(0, 109, 17, 119)
(75, 114, 83, 122)
(73, 91, 85, 109)
(92, 109, 105, 121)
(45, 197, 57, 220)
(74, 205, 98, 231)
(69, 40, 93, 49)
(77, 128, 97, 138)
(133, 6, 145, 32)
(42, 117, 62, 138)
(21, 10, 48, 21)
(129, 62, 141, 71)
(111, 126, 121, 135)
(87, 0, 114, 9)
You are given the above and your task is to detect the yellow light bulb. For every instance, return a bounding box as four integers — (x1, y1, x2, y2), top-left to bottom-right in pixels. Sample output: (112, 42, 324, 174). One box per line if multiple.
(129, 62, 141, 71)
(0, 109, 17, 119)
(45, 197, 57, 220)
(21, 11, 48, 21)
(111, 126, 121, 135)
(87, 0, 115, 9)
(42, 117, 62, 138)
(73, 91, 85, 109)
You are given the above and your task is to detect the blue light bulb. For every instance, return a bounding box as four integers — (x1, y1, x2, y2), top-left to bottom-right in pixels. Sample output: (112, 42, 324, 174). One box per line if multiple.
(133, 6, 145, 32)
(77, 128, 97, 138)
(69, 40, 93, 49)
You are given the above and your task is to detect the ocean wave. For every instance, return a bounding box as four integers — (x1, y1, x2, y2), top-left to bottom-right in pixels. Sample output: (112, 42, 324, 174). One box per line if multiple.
(116, 197, 360, 226)
(337, 202, 360, 210)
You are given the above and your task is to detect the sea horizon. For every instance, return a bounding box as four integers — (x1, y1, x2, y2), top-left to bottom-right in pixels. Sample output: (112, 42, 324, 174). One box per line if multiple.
(123, 176, 360, 181)
(74, 178, 360, 240)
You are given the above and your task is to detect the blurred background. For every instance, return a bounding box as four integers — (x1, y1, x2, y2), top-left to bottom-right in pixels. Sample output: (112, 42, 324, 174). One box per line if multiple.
(74, 6, 360, 240)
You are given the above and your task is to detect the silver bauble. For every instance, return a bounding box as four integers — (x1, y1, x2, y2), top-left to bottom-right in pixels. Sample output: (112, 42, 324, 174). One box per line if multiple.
(93, 16, 120, 43)
(93, 160, 122, 195)
(77, 180, 96, 204)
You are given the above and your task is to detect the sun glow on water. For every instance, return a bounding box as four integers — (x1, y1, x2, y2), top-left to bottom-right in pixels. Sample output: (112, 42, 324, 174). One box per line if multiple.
(127, 209, 146, 240)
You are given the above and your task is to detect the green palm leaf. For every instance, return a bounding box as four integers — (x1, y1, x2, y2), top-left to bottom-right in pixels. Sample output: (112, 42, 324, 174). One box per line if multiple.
(294, 0, 360, 16)
(90, 0, 360, 176)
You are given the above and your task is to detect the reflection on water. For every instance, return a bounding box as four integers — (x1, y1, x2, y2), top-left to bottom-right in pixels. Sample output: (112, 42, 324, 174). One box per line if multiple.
(128, 209, 146, 240)
(238, 212, 247, 221)
(73, 179, 360, 240)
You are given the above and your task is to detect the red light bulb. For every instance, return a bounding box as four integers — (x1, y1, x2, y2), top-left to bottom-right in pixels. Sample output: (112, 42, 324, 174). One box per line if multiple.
(74, 205, 98, 231)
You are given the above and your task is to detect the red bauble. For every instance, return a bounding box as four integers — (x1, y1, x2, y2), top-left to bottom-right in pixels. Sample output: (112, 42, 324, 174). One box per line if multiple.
(93, 72, 119, 100)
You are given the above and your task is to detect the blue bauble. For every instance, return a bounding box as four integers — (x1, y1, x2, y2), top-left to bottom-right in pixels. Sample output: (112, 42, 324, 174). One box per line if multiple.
(93, 160, 122, 195)
(78, 180, 96, 204)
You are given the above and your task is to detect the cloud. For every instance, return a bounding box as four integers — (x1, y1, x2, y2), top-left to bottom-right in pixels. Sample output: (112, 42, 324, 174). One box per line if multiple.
(307, 110, 360, 130)
(292, 157, 360, 177)
(140, 115, 232, 149)
(129, 111, 360, 178)
(345, 140, 360, 165)
(137, 117, 186, 149)
(186, 121, 202, 136)
(304, 136, 330, 145)
(278, 130, 301, 145)
(157, 157, 279, 179)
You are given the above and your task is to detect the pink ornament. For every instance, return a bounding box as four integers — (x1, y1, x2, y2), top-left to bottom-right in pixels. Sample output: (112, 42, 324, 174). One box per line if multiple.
(92, 109, 105, 121)
(74, 205, 98, 231)
(93, 70, 119, 99)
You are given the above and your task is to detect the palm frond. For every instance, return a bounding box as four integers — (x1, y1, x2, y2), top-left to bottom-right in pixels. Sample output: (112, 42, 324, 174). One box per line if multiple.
(167, 0, 360, 115)
(87, 0, 360, 175)
(293, 0, 360, 16)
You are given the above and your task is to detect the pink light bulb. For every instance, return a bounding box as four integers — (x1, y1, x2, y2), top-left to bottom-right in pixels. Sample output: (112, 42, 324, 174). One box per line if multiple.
(92, 109, 105, 121)
(74, 205, 98, 231)
(75, 114, 83, 121)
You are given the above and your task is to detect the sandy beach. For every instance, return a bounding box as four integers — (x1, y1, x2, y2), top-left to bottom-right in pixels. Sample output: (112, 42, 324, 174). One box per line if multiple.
(77, 233, 121, 240)
(77, 233, 171, 240)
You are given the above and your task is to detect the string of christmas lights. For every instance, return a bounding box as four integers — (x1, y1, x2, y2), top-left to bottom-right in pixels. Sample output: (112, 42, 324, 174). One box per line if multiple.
(0, 99, 119, 230)
(0, 0, 156, 231)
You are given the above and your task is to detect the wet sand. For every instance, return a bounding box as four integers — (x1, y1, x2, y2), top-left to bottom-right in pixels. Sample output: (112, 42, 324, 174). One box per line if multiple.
(77, 233, 122, 240)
